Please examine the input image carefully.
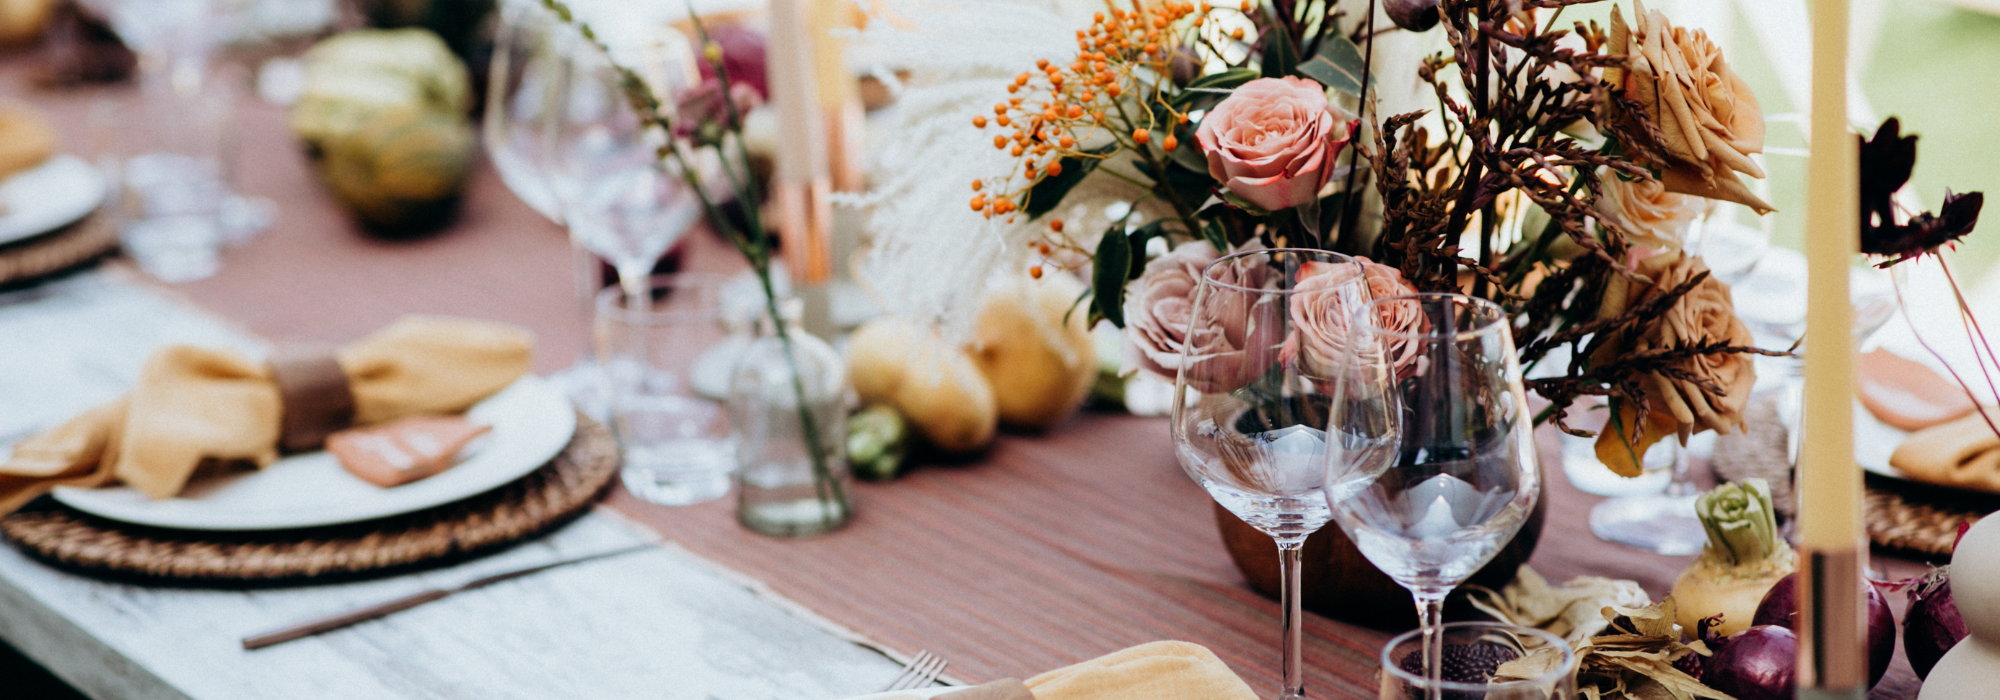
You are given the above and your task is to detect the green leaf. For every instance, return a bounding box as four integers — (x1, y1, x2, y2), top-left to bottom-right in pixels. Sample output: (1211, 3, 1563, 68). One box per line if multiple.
(1186, 68, 1261, 92)
(1297, 34, 1370, 96)
(1216, 189, 1271, 216)
(1124, 220, 1167, 279)
(1201, 219, 1229, 252)
(1092, 223, 1133, 327)
(1149, 158, 1216, 218)
(1168, 132, 1210, 176)
(1316, 191, 1348, 243)
(1024, 145, 1116, 219)
(1173, 68, 1258, 111)
(1261, 26, 1299, 79)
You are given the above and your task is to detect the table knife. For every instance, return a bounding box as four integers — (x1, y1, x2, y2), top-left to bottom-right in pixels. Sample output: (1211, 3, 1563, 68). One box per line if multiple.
(241, 543, 654, 650)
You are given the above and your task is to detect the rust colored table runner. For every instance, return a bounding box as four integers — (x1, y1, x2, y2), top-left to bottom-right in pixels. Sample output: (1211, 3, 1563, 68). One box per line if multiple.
(2, 62, 1926, 699)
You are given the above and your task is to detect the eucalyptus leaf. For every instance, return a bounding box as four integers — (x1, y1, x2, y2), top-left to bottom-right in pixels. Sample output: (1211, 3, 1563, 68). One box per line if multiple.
(1093, 224, 1133, 327)
(1025, 145, 1116, 219)
(1125, 220, 1167, 279)
(1297, 34, 1370, 96)
(1202, 219, 1229, 253)
(1169, 132, 1211, 174)
(1261, 27, 1298, 79)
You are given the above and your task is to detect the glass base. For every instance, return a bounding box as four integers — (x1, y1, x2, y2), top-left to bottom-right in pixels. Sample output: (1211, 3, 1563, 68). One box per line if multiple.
(1589, 493, 1706, 556)
(622, 466, 731, 506)
(738, 492, 852, 537)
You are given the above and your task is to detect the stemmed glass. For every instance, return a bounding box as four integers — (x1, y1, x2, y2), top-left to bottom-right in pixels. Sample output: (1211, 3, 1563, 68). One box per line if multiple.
(1321, 293, 1539, 698)
(1170, 248, 1375, 700)
(490, 4, 703, 311)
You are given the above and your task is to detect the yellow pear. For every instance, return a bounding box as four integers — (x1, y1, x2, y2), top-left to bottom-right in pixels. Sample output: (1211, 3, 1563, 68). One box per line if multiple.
(968, 273, 1098, 429)
(845, 316, 997, 453)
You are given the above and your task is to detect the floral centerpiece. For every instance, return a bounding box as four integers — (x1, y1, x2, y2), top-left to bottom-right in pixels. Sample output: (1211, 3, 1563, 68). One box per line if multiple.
(860, 0, 1781, 473)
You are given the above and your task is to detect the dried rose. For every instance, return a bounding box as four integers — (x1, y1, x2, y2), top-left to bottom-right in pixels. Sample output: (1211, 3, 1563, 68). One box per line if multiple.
(1122, 241, 1284, 394)
(1592, 251, 1758, 476)
(1594, 166, 1706, 251)
(1604, 1, 1773, 214)
(1195, 77, 1358, 212)
(1284, 258, 1422, 377)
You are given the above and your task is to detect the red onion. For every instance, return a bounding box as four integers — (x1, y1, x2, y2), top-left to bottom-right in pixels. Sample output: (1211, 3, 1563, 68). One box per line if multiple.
(1384, 0, 1440, 31)
(1905, 566, 1967, 679)
(1706, 626, 1796, 700)
(1748, 573, 1895, 687)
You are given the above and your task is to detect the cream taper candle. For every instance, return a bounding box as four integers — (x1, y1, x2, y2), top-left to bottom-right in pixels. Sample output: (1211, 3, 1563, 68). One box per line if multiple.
(1797, 0, 1868, 696)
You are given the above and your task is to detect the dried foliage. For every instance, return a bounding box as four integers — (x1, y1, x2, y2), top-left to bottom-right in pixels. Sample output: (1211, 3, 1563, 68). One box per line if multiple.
(1360, 0, 1771, 439)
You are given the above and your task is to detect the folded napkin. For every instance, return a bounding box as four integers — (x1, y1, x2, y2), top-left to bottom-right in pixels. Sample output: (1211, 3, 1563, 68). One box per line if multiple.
(1891, 407, 2000, 493)
(0, 316, 532, 513)
(1022, 641, 1258, 700)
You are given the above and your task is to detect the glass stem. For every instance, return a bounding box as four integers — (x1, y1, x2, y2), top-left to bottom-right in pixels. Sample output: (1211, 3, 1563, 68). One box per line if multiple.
(1664, 438, 1693, 498)
(1414, 588, 1448, 700)
(1276, 540, 1305, 700)
(616, 261, 650, 313)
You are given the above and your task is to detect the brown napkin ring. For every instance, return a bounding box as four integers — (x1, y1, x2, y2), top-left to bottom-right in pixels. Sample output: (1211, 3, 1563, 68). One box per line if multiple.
(936, 679, 1033, 700)
(269, 348, 356, 453)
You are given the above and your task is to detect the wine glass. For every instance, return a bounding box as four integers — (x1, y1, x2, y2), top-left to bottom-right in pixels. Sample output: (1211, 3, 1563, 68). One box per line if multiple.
(1170, 248, 1376, 700)
(1321, 293, 1539, 697)
(542, 28, 703, 311)
(485, 0, 566, 225)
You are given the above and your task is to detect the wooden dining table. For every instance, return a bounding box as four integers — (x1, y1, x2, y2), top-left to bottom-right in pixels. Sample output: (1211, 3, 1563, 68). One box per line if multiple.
(0, 53, 1935, 699)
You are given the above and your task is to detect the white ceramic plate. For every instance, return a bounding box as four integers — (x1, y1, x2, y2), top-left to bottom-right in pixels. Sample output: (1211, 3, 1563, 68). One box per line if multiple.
(839, 688, 956, 700)
(0, 155, 106, 245)
(1852, 401, 2000, 495)
(52, 375, 576, 531)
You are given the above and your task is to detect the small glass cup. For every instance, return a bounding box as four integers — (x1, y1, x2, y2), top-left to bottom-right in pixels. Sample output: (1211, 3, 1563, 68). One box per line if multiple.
(1379, 622, 1577, 700)
(595, 275, 734, 506)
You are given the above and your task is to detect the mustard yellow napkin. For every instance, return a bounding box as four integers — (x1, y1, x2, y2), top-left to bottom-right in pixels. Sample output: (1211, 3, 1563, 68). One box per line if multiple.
(0, 316, 532, 513)
(1891, 406, 2000, 493)
(1023, 641, 1258, 700)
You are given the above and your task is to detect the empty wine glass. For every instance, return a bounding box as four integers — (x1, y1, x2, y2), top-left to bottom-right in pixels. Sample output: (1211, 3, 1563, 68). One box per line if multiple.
(1171, 248, 1376, 700)
(1323, 293, 1540, 698)
(485, 0, 566, 224)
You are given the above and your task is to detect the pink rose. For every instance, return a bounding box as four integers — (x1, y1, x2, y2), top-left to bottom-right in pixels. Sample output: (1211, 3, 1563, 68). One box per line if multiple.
(1122, 242, 1284, 394)
(1285, 257, 1423, 376)
(1196, 77, 1357, 212)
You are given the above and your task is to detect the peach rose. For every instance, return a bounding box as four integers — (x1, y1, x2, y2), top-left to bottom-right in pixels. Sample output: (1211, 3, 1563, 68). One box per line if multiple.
(1604, 0, 1773, 214)
(1591, 250, 1758, 475)
(1195, 77, 1357, 212)
(1122, 242, 1284, 394)
(1594, 166, 1705, 251)
(1286, 257, 1423, 376)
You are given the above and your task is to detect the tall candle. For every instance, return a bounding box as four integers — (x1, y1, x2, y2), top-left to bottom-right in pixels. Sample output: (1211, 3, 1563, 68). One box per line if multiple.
(1797, 0, 1868, 696)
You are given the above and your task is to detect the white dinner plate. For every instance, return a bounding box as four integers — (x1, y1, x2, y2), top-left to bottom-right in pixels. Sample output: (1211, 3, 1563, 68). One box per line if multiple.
(0, 155, 106, 245)
(839, 688, 956, 700)
(52, 375, 576, 531)
(1852, 400, 2000, 495)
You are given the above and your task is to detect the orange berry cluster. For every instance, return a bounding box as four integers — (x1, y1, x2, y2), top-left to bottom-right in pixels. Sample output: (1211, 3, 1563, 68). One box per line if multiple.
(969, 0, 1222, 229)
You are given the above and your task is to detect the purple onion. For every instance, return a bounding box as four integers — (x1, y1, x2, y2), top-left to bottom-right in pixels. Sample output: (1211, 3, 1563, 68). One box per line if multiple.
(1749, 573, 1895, 687)
(1384, 0, 1440, 31)
(1706, 626, 1797, 700)
(1905, 566, 1968, 679)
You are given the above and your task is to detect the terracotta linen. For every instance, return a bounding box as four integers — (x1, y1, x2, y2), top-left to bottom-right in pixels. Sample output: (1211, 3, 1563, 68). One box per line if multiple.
(0, 316, 532, 513)
(1026, 641, 1258, 700)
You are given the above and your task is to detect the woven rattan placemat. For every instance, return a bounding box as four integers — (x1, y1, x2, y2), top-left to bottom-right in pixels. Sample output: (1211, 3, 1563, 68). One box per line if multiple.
(0, 213, 117, 289)
(0, 412, 619, 585)
(1866, 476, 1999, 558)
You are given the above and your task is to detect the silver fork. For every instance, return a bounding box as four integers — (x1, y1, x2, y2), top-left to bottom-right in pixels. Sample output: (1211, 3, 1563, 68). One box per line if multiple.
(878, 650, 950, 692)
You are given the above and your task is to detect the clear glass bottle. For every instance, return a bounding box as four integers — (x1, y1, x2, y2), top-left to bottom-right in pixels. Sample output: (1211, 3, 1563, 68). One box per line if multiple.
(728, 314, 852, 537)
